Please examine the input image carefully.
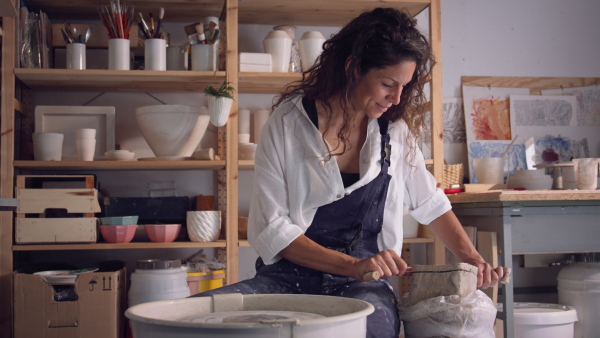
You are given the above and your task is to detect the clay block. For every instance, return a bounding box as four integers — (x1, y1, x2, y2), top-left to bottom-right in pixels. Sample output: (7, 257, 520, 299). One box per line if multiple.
(408, 263, 478, 305)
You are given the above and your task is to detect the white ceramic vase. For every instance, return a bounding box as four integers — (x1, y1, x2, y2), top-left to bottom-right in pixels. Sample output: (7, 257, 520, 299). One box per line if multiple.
(273, 25, 301, 73)
(207, 96, 233, 127)
(135, 105, 210, 157)
(263, 30, 292, 72)
(299, 31, 326, 72)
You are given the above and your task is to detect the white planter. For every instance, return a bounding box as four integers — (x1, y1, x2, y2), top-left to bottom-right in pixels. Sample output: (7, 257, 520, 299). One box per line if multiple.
(207, 96, 233, 127)
(299, 31, 326, 72)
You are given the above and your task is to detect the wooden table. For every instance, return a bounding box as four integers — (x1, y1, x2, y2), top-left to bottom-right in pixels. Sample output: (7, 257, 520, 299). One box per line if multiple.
(447, 190, 600, 338)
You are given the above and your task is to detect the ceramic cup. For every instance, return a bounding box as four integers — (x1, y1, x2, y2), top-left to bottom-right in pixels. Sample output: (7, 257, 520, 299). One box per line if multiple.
(573, 158, 599, 190)
(473, 157, 504, 184)
(66, 43, 86, 70)
(238, 109, 250, 134)
(108, 38, 130, 70)
(166, 45, 188, 70)
(191, 43, 219, 71)
(263, 30, 292, 72)
(76, 128, 96, 140)
(187, 210, 221, 242)
(76, 138, 96, 161)
(33, 132, 64, 161)
(144, 38, 167, 71)
(299, 31, 326, 72)
(238, 133, 250, 144)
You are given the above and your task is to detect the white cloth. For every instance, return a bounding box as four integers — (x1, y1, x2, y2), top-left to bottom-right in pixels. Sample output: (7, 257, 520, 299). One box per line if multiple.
(248, 96, 451, 264)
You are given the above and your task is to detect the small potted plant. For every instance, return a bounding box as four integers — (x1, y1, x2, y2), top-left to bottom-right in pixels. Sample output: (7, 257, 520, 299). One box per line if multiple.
(204, 81, 235, 127)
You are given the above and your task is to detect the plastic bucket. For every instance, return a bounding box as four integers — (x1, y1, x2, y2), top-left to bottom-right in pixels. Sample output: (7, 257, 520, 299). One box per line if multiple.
(128, 259, 191, 308)
(497, 302, 578, 338)
(187, 270, 225, 295)
(558, 262, 600, 337)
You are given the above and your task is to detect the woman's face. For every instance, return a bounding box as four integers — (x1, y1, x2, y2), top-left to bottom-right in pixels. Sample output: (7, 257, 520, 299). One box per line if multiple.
(352, 61, 417, 120)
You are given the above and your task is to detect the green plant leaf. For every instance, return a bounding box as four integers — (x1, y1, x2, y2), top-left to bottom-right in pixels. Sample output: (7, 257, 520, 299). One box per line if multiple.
(204, 81, 236, 100)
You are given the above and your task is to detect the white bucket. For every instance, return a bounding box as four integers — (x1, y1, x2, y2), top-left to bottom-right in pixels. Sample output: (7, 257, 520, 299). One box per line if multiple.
(497, 302, 578, 338)
(128, 259, 191, 308)
(558, 262, 600, 337)
(125, 293, 374, 338)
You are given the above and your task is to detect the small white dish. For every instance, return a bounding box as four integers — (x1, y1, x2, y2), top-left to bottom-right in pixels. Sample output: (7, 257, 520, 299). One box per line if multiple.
(105, 150, 135, 161)
(239, 142, 257, 160)
(34, 268, 99, 285)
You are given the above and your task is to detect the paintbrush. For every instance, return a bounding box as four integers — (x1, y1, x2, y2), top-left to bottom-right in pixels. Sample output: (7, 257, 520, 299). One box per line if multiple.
(138, 12, 150, 39)
(154, 7, 164, 39)
(149, 12, 155, 36)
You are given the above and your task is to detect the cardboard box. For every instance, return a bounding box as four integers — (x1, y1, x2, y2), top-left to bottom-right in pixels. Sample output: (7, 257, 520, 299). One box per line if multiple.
(14, 261, 126, 338)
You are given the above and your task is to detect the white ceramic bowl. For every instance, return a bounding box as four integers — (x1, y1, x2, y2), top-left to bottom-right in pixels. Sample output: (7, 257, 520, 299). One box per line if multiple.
(105, 150, 135, 161)
(136, 105, 210, 157)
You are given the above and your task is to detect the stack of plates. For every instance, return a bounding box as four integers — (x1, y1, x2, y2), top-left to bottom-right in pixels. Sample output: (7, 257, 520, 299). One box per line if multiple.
(34, 268, 98, 285)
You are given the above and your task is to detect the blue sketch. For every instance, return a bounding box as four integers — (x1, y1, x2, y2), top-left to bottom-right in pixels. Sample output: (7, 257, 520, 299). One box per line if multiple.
(468, 141, 527, 183)
(534, 135, 589, 163)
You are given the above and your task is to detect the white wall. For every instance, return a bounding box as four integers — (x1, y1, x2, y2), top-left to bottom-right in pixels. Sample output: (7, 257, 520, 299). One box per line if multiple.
(32, 0, 600, 289)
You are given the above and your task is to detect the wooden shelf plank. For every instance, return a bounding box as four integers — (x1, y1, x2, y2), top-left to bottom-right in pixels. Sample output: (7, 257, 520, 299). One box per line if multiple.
(238, 72, 302, 94)
(14, 160, 226, 171)
(13, 240, 227, 251)
(15, 68, 226, 93)
(23, 0, 429, 25)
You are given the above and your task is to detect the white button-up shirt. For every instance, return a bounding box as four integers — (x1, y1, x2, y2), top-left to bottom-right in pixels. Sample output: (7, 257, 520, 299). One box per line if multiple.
(248, 96, 451, 264)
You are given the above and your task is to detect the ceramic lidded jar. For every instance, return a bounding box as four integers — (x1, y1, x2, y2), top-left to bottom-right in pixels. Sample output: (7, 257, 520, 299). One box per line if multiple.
(273, 25, 301, 73)
(263, 30, 292, 72)
(299, 31, 326, 72)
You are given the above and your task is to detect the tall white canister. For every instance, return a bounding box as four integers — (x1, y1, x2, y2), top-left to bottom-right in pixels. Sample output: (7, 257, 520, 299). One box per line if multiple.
(128, 259, 191, 308)
(557, 253, 600, 338)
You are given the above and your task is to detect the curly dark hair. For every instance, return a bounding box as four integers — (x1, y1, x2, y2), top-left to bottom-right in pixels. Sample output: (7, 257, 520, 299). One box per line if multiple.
(274, 7, 435, 155)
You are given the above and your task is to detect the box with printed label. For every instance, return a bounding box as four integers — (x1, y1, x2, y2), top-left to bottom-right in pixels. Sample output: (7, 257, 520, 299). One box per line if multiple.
(13, 261, 126, 338)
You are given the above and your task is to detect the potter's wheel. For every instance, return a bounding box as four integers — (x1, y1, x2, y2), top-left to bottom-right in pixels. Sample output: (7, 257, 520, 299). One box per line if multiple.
(177, 311, 325, 324)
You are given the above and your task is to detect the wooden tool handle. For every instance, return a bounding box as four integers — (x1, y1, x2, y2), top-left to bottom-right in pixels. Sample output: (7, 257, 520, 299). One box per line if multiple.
(500, 267, 512, 284)
(363, 271, 380, 281)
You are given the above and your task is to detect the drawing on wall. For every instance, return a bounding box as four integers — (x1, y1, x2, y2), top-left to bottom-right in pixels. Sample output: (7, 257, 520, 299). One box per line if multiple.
(534, 135, 589, 163)
(510, 95, 577, 127)
(509, 94, 590, 166)
(467, 141, 526, 183)
(463, 86, 527, 141)
(541, 85, 600, 126)
(421, 98, 466, 147)
(463, 86, 529, 182)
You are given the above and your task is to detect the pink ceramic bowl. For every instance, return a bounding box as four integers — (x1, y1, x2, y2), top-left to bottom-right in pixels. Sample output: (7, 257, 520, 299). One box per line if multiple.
(144, 224, 181, 243)
(99, 225, 137, 243)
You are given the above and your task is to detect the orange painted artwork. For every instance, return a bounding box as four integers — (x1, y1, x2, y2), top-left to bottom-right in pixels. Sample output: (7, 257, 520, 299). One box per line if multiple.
(470, 96, 512, 140)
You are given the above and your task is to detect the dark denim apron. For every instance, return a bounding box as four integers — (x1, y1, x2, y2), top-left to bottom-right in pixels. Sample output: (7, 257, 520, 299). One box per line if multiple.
(194, 119, 400, 338)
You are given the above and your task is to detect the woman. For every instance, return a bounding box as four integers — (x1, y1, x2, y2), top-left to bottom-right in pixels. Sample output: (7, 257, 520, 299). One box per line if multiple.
(195, 8, 502, 337)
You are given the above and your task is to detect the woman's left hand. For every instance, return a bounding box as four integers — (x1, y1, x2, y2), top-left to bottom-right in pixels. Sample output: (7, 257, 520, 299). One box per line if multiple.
(465, 259, 504, 289)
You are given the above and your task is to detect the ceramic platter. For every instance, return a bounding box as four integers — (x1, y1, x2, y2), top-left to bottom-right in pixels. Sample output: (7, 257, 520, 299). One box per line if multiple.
(34, 106, 116, 161)
(34, 268, 99, 285)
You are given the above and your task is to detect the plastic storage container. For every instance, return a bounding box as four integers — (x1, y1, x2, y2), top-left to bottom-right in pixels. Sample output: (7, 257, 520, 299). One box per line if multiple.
(128, 259, 191, 307)
(497, 302, 578, 338)
(558, 253, 600, 338)
(187, 270, 225, 295)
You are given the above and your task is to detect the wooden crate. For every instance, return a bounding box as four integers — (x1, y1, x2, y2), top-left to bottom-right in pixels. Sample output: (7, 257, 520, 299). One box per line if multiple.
(15, 175, 100, 244)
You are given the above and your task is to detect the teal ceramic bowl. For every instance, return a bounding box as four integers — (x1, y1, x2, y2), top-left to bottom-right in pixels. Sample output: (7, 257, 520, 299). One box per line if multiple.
(99, 216, 139, 225)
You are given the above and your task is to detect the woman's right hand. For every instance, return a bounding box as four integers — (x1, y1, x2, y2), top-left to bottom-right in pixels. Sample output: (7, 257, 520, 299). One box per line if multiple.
(354, 249, 409, 281)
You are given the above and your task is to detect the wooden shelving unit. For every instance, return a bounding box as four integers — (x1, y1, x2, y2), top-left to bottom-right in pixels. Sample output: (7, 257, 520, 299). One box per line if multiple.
(0, 1, 444, 337)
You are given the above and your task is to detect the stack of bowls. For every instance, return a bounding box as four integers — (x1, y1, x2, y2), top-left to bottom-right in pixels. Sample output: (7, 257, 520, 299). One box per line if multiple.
(507, 169, 553, 190)
(99, 216, 139, 243)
